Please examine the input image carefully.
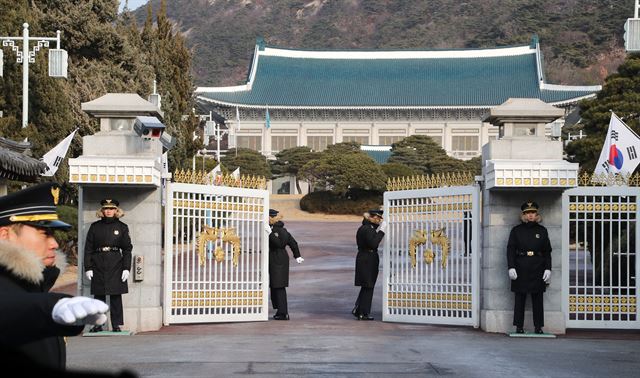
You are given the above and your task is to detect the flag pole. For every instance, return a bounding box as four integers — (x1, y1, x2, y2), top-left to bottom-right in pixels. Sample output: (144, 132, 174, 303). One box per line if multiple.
(234, 106, 240, 158)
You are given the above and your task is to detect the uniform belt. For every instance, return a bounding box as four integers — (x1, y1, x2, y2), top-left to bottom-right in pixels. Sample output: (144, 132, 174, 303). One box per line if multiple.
(97, 247, 121, 252)
(359, 249, 375, 253)
(517, 250, 541, 257)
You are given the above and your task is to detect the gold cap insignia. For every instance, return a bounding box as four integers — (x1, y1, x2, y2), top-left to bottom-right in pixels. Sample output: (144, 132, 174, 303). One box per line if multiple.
(51, 187, 60, 205)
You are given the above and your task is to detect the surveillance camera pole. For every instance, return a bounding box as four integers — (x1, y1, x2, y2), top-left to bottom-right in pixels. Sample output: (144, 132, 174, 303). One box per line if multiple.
(0, 23, 65, 128)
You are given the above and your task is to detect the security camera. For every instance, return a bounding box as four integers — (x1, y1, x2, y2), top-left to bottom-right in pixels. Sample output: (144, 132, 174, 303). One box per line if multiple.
(134, 116, 165, 139)
(160, 132, 176, 152)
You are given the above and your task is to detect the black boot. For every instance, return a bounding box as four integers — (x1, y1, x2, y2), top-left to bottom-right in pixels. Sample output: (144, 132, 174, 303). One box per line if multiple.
(89, 325, 103, 333)
(273, 314, 289, 320)
(516, 327, 524, 334)
(358, 314, 374, 321)
(534, 328, 544, 334)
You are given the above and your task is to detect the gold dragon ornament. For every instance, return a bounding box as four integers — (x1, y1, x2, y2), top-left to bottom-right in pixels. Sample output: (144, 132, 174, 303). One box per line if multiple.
(408, 227, 450, 269)
(196, 226, 242, 267)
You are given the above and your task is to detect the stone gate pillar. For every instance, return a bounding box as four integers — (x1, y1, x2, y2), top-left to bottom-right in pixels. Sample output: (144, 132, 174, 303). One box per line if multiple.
(69, 93, 173, 333)
(480, 98, 578, 334)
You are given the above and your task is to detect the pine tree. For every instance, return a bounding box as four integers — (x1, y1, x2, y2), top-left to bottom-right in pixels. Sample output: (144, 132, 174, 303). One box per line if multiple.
(566, 54, 640, 174)
(139, 0, 200, 170)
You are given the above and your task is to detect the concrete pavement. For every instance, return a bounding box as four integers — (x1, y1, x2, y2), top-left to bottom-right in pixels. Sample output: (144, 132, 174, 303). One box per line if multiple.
(65, 221, 640, 377)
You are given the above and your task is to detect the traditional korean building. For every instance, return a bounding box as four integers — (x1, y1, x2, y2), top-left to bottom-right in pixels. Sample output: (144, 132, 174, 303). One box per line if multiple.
(0, 137, 47, 194)
(195, 37, 600, 162)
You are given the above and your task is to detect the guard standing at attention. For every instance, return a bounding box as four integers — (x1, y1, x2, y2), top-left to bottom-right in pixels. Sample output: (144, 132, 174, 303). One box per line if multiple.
(84, 199, 133, 332)
(267, 209, 303, 320)
(352, 209, 387, 320)
(507, 201, 552, 334)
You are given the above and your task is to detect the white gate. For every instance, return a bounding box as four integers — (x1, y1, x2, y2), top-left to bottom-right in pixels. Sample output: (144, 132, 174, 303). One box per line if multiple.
(563, 184, 639, 329)
(383, 176, 480, 326)
(163, 174, 269, 324)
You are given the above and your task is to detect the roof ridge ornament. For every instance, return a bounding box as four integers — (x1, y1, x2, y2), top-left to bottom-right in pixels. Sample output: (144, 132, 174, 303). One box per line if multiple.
(530, 34, 539, 48)
(256, 37, 265, 51)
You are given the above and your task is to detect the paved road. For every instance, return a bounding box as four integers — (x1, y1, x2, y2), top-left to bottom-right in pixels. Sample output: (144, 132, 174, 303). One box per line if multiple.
(66, 221, 640, 377)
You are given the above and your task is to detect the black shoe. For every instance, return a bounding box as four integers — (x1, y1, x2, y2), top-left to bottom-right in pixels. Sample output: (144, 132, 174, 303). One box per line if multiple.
(89, 325, 103, 333)
(112, 326, 122, 332)
(358, 314, 374, 321)
(273, 314, 289, 321)
(535, 328, 544, 334)
(351, 306, 359, 319)
(516, 327, 524, 334)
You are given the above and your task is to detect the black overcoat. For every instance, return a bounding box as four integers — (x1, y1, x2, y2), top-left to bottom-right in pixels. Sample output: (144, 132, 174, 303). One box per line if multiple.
(355, 219, 385, 288)
(0, 241, 84, 370)
(507, 221, 552, 293)
(84, 217, 133, 295)
(268, 221, 301, 288)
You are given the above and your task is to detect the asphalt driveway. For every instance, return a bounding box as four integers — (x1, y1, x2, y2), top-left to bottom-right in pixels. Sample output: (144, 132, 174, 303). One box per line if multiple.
(66, 221, 640, 377)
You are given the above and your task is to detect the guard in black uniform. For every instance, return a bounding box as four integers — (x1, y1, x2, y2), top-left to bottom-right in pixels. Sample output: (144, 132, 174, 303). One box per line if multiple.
(84, 199, 133, 332)
(267, 209, 303, 320)
(507, 201, 552, 334)
(0, 182, 109, 373)
(352, 209, 387, 320)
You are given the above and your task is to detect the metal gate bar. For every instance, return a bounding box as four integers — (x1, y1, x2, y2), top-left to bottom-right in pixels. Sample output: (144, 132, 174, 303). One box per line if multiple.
(383, 185, 480, 326)
(164, 182, 269, 324)
(563, 186, 639, 329)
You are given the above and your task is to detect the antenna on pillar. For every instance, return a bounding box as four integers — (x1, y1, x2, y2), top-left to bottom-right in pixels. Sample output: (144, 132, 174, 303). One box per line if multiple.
(148, 79, 161, 110)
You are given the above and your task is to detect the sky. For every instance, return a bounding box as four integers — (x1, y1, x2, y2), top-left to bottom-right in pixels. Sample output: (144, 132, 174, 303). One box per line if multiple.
(119, 0, 148, 12)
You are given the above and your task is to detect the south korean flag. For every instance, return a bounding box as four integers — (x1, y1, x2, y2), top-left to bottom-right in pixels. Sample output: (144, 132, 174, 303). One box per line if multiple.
(41, 128, 77, 177)
(594, 112, 640, 177)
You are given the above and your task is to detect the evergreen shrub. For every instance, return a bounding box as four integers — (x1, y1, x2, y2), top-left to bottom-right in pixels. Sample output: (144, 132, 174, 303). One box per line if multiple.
(300, 189, 383, 215)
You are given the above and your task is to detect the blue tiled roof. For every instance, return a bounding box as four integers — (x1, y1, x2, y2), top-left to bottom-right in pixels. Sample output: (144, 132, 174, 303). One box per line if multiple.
(363, 149, 392, 164)
(196, 42, 600, 108)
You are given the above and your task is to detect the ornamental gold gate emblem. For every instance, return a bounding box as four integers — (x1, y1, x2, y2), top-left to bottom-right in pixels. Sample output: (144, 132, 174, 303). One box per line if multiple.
(409, 227, 450, 269)
(197, 226, 241, 266)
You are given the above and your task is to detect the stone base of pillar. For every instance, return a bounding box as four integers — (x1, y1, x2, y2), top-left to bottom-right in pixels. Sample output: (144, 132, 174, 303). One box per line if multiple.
(481, 310, 566, 334)
(122, 307, 163, 333)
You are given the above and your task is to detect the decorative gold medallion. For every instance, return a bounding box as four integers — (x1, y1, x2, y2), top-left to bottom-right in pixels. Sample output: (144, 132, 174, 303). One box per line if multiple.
(51, 187, 60, 205)
(197, 226, 242, 267)
(214, 247, 225, 262)
(409, 227, 450, 269)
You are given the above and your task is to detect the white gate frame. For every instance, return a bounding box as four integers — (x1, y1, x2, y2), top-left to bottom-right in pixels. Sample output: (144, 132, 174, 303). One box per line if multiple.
(163, 181, 270, 324)
(562, 186, 640, 329)
(382, 184, 480, 326)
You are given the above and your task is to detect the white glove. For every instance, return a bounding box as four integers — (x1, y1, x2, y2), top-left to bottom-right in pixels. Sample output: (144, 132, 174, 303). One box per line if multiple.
(121, 270, 130, 282)
(542, 269, 551, 283)
(52, 297, 109, 326)
(296, 257, 304, 264)
(377, 221, 388, 234)
(508, 268, 518, 280)
(264, 223, 272, 234)
(85, 270, 93, 281)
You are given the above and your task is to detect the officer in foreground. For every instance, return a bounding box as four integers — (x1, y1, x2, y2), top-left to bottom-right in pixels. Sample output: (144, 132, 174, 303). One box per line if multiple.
(507, 201, 552, 334)
(84, 199, 133, 333)
(0, 182, 109, 371)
